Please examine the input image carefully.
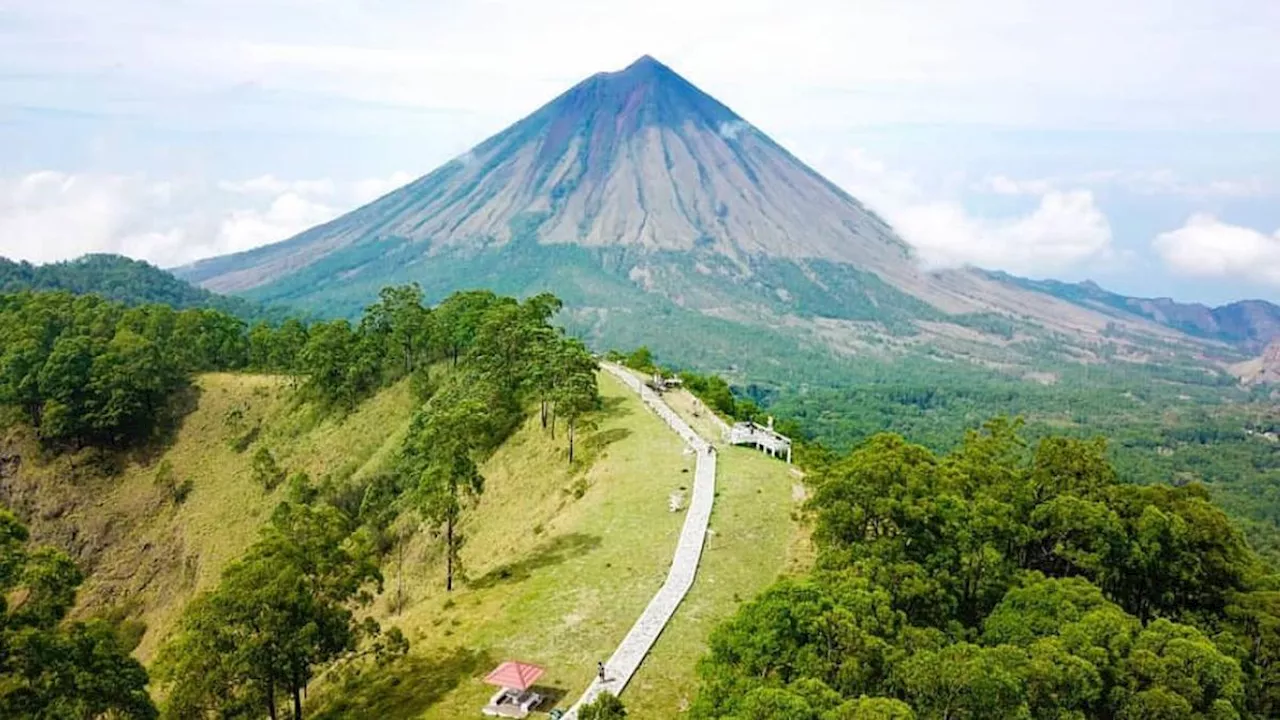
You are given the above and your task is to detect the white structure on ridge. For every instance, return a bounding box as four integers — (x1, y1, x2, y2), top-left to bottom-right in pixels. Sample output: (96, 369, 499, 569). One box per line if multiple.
(727, 416, 792, 463)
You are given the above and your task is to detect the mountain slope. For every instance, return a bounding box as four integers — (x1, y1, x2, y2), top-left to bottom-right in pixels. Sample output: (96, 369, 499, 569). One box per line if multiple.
(181, 56, 912, 292)
(177, 55, 1224, 375)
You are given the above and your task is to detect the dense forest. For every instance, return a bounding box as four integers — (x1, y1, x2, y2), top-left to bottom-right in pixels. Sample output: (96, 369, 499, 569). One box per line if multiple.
(0, 283, 598, 718)
(616, 342, 1280, 566)
(0, 254, 279, 321)
(692, 420, 1280, 719)
(755, 363, 1280, 564)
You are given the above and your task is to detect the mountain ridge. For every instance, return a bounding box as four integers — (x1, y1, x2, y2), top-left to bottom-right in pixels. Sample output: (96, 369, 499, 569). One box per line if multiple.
(991, 271, 1280, 351)
(174, 55, 1247, 376)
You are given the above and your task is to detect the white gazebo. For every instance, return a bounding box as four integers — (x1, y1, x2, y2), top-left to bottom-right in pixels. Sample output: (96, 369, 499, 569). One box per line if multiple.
(726, 417, 792, 463)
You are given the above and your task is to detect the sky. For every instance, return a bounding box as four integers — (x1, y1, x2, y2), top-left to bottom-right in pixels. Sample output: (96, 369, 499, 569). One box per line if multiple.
(1, 0, 1278, 304)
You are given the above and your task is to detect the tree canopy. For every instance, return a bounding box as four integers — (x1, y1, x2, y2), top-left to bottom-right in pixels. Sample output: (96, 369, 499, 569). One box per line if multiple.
(692, 420, 1278, 719)
(0, 506, 156, 719)
(156, 502, 404, 720)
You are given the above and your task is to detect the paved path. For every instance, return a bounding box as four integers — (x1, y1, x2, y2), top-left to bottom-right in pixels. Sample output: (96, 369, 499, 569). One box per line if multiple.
(562, 364, 717, 717)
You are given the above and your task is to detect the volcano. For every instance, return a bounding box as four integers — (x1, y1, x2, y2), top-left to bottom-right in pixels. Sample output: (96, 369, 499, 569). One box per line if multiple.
(178, 56, 1227, 376)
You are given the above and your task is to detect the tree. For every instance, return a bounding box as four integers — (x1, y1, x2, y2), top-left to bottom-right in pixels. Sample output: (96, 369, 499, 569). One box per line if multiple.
(579, 691, 627, 720)
(692, 421, 1261, 719)
(400, 386, 489, 591)
(433, 290, 503, 365)
(361, 284, 432, 378)
(624, 346, 654, 372)
(157, 502, 398, 719)
(0, 507, 155, 719)
(85, 327, 170, 444)
(299, 319, 380, 411)
(553, 339, 598, 463)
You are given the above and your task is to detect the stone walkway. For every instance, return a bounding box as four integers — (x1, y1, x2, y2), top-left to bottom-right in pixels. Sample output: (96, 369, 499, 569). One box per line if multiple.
(562, 364, 717, 718)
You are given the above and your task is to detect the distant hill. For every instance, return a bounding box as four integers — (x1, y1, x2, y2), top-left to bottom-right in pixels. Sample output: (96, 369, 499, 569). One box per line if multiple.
(176, 55, 1223, 378)
(0, 253, 285, 321)
(990, 271, 1280, 351)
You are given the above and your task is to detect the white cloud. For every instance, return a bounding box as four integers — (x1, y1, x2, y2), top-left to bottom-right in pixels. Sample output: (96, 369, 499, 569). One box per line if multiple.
(900, 191, 1113, 275)
(978, 175, 1056, 196)
(215, 192, 337, 254)
(0, 169, 411, 268)
(975, 170, 1271, 198)
(816, 149, 1114, 276)
(351, 171, 414, 203)
(4, 0, 1279, 134)
(1153, 214, 1280, 285)
(218, 175, 337, 197)
(0, 172, 183, 265)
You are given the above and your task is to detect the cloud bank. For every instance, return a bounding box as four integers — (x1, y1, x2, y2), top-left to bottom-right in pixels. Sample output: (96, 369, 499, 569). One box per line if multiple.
(0, 170, 412, 268)
(818, 149, 1114, 276)
(1154, 215, 1280, 286)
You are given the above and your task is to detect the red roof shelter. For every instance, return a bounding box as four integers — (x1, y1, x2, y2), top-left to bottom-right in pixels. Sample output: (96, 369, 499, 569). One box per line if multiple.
(484, 661, 545, 691)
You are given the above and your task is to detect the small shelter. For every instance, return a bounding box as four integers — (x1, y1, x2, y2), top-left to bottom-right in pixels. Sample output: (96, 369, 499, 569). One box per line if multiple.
(482, 661, 545, 718)
(727, 416, 793, 463)
(647, 373, 683, 393)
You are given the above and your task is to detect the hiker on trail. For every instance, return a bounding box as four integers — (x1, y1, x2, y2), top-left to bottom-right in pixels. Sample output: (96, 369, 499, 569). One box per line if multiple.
(597, 661, 606, 681)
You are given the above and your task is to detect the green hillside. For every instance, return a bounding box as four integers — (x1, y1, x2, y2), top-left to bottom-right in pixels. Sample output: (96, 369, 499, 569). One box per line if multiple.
(0, 339, 800, 716)
(0, 253, 282, 321)
(0, 371, 419, 660)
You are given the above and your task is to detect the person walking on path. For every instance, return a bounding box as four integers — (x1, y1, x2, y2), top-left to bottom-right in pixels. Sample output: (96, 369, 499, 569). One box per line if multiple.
(597, 661, 606, 682)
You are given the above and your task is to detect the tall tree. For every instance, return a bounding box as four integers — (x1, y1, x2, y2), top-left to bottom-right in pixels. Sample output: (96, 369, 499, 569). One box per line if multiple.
(361, 284, 432, 379)
(157, 502, 398, 719)
(400, 385, 490, 592)
(553, 339, 598, 463)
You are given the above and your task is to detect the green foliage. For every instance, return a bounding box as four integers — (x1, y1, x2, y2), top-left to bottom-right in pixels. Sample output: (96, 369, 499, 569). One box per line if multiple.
(155, 459, 194, 505)
(0, 253, 281, 321)
(0, 506, 156, 718)
(401, 384, 490, 592)
(761, 359, 1280, 563)
(156, 502, 405, 720)
(251, 446, 287, 491)
(397, 292, 600, 588)
(0, 291, 196, 447)
(692, 421, 1271, 719)
(623, 346, 655, 373)
(579, 691, 627, 719)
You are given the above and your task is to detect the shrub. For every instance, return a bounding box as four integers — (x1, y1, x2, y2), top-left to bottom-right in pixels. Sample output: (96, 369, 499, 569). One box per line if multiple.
(579, 692, 627, 719)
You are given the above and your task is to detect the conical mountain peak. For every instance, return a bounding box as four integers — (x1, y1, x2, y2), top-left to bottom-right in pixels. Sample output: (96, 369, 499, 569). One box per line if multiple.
(532, 55, 740, 136)
(183, 55, 911, 295)
(614, 54, 675, 81)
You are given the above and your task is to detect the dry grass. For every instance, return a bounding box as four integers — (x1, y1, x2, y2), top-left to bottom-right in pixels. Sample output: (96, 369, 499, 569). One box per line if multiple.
(311, 374, 805, 718)
(6, 372, 419, 661)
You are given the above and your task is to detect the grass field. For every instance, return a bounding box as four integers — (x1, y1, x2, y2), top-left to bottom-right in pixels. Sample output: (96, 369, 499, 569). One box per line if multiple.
(312, 371, 691, 717)
(624, 445, 802, 716)
(622, 387, 806, 716)
(310, 374, 804, 718)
